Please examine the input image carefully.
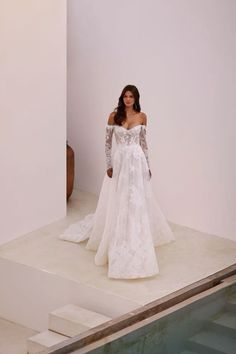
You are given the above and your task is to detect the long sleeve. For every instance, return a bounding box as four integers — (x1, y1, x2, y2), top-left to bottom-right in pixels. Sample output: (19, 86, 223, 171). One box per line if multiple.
(140, 125, 150, 168)
(105, 124, 114, 169)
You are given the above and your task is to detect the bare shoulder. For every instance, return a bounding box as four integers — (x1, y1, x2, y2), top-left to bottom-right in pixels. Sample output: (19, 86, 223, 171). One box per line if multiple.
(107, 111, 116, 125)
(140, 112, 147, 125)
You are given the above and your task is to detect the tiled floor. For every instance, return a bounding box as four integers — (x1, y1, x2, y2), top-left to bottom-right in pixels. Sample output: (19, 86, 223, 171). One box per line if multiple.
(0, 318, 37, 354)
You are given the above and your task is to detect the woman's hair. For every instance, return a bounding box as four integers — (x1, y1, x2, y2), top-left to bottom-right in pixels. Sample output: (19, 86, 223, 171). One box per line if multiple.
(114, 85, 141, 125)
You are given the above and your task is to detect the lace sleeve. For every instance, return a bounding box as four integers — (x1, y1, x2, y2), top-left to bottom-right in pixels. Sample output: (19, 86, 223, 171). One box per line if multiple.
(105, 125, 114, 169)
(140, 125, 150, 168)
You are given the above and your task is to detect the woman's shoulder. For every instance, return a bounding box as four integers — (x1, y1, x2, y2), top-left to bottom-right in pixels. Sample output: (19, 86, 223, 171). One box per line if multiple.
(139, 111, 147, 125)
(107, 111, 116, 125)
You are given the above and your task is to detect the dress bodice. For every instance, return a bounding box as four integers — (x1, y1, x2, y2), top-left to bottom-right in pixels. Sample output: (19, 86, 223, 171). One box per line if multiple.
(114, 124, 142, 146)
(105, 123, 150, 169)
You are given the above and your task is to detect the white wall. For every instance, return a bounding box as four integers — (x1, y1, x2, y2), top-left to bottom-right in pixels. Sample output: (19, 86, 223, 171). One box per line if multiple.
(0, 0, 67, 245)
(67, 0, 236, 241)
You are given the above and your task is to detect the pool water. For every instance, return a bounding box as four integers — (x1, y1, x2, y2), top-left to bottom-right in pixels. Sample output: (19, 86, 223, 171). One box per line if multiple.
(86, 282, 236, 354)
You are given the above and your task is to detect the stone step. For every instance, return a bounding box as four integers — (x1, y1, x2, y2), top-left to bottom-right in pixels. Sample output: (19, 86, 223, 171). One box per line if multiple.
(186, 329, 236, 354)
(49, 304, 112, 337)
(27, 330, 69, 354)
(209, 311, 236, 338)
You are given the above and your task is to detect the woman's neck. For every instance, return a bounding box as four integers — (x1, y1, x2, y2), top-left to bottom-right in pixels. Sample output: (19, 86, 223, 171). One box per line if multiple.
(125, 107, 136, 115)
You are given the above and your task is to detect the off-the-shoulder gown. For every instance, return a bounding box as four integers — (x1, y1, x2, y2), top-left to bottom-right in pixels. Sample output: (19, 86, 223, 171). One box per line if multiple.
(60, 124, 175, 279)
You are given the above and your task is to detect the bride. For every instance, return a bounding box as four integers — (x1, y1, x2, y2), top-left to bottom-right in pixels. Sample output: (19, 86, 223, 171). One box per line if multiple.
(60, 85, 175, 279)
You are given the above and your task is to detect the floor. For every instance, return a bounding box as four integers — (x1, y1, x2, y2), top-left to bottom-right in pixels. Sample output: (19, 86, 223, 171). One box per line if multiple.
(0, 189, 236, 306)
(0, 318, 37, 354)
(0, 189, 236, 352)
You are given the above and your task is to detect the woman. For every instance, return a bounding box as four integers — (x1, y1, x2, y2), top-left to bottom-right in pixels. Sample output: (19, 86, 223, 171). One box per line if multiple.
(60, 85, 175, 279)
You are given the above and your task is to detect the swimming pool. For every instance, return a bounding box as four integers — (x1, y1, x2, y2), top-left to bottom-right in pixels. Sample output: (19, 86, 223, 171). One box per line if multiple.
(48, 270, 236, 354)
(82, 277, 236, 354)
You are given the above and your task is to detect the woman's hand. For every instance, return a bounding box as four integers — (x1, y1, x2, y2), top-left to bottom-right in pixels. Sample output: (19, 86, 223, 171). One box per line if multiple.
(107, 167, 113, 178)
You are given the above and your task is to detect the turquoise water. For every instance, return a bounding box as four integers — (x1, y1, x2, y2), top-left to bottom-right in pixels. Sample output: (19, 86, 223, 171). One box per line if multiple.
(88, 283, 236, 354)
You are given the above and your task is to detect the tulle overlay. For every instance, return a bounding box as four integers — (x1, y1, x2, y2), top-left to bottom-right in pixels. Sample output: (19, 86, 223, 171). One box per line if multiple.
(60, 125, 175, 279)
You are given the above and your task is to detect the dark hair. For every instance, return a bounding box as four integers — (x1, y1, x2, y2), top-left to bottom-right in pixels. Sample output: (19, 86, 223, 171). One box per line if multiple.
(114, 85, 141, 126)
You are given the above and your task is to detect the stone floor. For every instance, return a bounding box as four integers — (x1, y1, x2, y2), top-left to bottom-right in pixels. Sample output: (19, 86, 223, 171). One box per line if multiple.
(0, 188, 236, 352)
(0, 189, 236, 306)
(0, 317, 37, 354)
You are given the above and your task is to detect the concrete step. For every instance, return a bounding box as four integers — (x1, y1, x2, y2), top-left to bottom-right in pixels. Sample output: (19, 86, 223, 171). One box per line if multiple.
(209, 311, 236, 338)
(27, 330, 69, 354)
(186, 329, 236, 354)
(49, 304, 112, 337)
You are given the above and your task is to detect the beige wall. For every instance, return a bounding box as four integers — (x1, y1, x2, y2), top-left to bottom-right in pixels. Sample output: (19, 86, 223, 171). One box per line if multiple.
(0, 0, 67, 244)
(67, 0, 236, 241)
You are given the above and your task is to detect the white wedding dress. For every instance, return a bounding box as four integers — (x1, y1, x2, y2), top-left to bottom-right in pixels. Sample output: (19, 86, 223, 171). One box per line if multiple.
(60, 124, 175, 279)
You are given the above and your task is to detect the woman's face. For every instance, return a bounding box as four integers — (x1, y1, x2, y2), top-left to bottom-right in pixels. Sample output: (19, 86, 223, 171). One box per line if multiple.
(123, 91, 135, 108)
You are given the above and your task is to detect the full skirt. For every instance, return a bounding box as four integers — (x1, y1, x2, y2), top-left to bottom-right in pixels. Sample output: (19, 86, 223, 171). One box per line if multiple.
(60, 144, 175, 279)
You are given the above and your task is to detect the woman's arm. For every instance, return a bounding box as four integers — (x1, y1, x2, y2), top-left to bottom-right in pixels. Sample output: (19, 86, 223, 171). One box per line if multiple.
(105, 112, 115, 177)
(140, 113, 151, 177)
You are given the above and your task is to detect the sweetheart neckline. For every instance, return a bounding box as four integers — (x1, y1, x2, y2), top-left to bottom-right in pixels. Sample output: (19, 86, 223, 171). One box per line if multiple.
(119, 124, 143, 131)
(106, 124, 146, 131)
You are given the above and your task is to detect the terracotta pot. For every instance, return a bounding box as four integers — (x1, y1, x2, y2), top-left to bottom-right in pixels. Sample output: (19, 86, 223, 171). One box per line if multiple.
(67, 143, 74, 201)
